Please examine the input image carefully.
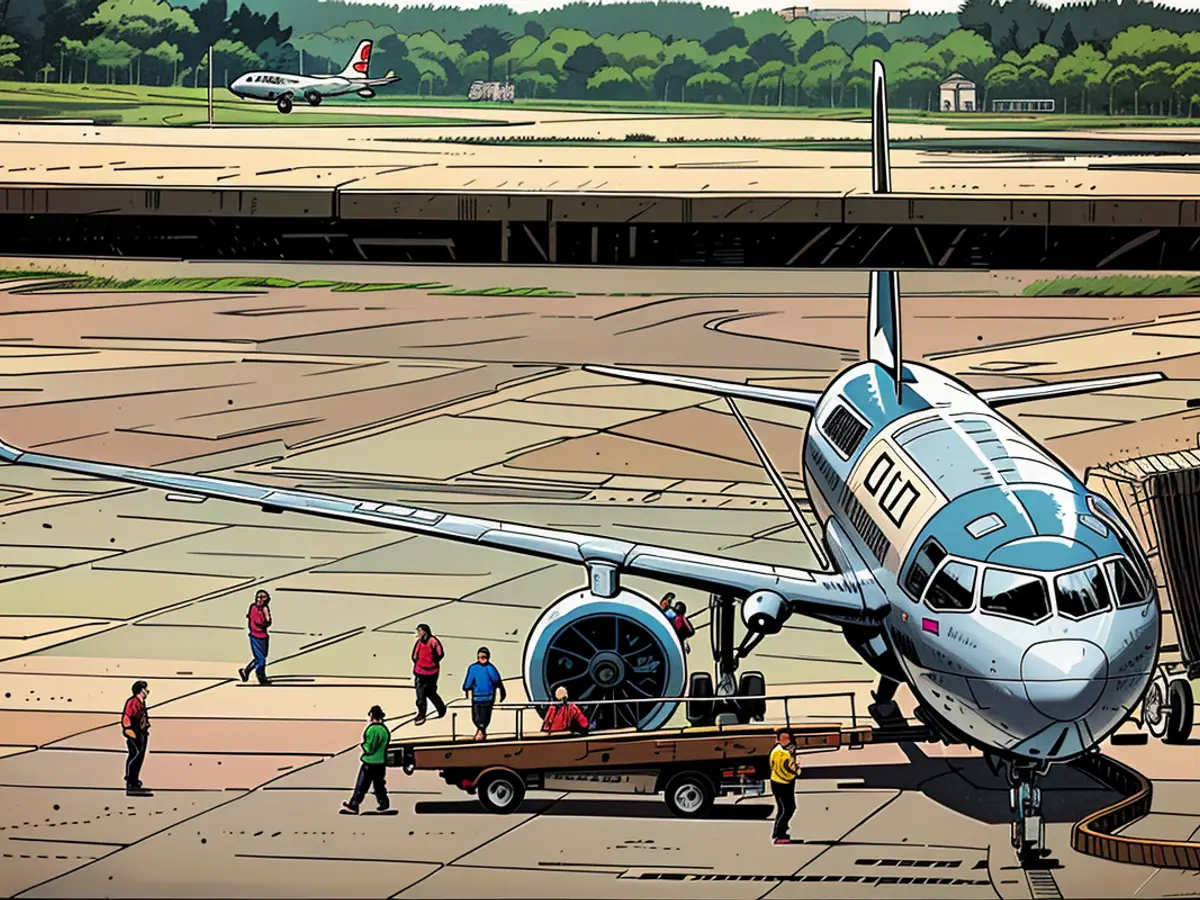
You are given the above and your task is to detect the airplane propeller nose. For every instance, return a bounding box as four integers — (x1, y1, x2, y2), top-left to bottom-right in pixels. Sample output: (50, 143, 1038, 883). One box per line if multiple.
(1021, 639, 1109, 722)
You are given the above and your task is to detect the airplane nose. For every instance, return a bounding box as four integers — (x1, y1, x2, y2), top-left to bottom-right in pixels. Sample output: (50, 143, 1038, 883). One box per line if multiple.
(1021, 639, 1108, 722)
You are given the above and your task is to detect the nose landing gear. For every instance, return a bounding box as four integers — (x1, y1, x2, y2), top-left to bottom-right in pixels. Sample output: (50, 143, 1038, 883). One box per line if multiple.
(1009, 761, 1051, 868)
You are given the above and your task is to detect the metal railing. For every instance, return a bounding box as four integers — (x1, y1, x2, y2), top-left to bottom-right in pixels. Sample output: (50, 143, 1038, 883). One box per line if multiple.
(434, 690, 861, 742)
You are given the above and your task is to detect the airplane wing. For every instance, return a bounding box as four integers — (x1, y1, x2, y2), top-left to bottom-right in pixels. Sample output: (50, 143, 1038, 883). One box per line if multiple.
(584, 365, 822, 412)
(977, 372, 1165, 407)
(0, 435, 867, 626)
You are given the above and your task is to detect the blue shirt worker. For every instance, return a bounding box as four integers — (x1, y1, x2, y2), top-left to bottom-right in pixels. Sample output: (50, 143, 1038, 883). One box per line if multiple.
(462, 646, 506, 741)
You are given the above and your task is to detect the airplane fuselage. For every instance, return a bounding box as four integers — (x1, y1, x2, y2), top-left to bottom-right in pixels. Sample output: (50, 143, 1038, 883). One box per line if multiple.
(801, 360, 1159, 763)
(229, 71, 378, 102)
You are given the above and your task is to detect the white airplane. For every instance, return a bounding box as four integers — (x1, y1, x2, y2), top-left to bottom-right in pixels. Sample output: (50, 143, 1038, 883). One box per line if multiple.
(0, 62, 1169, 866)
(228, 39, 400, 114)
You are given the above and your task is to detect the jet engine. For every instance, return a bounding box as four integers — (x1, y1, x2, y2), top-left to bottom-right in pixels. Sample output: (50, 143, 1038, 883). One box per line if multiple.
(357, 88, 376, 98)
(523, 587, 686, 732)
(741, 589, 791, 635)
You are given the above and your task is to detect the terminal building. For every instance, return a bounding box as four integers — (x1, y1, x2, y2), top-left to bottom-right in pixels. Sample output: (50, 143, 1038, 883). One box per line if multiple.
(777, 0, 908, 23)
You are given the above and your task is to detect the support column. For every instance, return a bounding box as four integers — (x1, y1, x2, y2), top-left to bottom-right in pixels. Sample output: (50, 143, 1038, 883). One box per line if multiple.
(590, 226, 599, 264)
(500, 220, 509, 263)
(629, 225, 637, 261)
(548, 221, 558, 263)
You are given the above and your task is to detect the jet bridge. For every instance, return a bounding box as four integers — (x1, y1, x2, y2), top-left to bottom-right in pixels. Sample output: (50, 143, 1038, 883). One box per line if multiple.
(1086, 446, 1200, 744)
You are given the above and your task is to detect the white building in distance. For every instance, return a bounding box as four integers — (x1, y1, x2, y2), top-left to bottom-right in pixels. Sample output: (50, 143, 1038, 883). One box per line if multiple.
(778, 0, 908, 24)
(938, 73, 977, 112)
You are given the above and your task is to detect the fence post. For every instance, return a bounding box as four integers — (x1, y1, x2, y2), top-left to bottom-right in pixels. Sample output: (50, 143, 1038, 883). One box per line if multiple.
(452, 712, 457, 742)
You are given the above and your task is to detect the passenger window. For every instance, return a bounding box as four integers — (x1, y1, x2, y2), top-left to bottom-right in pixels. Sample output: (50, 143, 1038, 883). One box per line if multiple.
(1106, 558, 1150, 607)
(1055, 565, 1112, 619)
(926, 561, 977, 611)
(904, 538, 946, 600)
(981, 568, 1049, 622)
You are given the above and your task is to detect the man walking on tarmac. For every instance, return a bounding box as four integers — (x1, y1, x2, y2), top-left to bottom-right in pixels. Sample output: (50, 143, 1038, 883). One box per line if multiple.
(462, 646, 506, 741)
(769, 728, 800, 844)
(341, 705, 393, 815)
(238, 589, 272, 685)
(412, 623, 447, 725)
(122, 680, 152, 796)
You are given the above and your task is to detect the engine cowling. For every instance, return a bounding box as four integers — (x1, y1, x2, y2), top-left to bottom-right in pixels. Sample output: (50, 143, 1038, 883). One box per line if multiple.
(523, 587, 687, 731)
(357, 88, 376, 98)
(741, 589, 790, 635)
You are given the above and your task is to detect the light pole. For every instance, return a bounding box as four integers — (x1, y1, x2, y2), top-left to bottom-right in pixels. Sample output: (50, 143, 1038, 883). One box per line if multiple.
(207, 45, 213, 126)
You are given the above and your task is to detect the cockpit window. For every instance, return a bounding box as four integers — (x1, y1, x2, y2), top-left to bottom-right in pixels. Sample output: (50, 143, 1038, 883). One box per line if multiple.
(904, 538, 946, 600)
(1088, 495, 1154, 591)
(926, 561, 977, 611)
(981, 568, 1050, 622)
(1106, 558, 1150, 607)
(1055, 565, 1112, 619)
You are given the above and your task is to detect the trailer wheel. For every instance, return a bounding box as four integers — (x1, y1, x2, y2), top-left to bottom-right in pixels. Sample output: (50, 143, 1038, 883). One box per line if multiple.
(1165, 678, 1194, 744)
(687, 673, 715, 726)
(477, 769, 525, 814)
(738, 671, 766, 721)
(664, 771, 715, 818)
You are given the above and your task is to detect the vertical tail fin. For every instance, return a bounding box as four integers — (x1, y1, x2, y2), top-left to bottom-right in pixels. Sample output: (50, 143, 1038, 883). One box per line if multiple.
(340, 40, 372, 79)
(867, 61, 902, 398)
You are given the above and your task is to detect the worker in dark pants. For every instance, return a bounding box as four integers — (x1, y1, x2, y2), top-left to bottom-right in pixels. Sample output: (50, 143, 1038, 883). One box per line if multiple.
(769, 728, 800, 844)
(462, 646, 506, 741)
(341, 705, 392, 815)
(411, 623, 447, 725)
(122, 680, 151, 796)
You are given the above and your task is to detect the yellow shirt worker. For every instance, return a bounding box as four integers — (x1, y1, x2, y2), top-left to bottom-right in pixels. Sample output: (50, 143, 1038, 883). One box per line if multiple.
(769, 729, 800, 844)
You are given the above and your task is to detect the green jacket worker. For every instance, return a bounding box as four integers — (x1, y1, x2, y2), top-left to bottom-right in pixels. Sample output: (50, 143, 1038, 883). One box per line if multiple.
(342, 706, 391, 814)
(769, 729, 800, 844)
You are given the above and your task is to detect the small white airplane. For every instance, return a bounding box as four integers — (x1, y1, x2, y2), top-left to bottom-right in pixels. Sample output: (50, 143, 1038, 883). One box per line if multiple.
(228, 39, 400, 114)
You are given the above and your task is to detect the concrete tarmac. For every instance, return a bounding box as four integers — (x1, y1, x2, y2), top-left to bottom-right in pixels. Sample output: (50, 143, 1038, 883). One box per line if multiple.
(0, 261, 1198, 898)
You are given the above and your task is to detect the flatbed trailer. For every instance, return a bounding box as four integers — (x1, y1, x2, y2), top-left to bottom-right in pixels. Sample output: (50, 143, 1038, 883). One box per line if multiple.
(386, 720, 905, 817)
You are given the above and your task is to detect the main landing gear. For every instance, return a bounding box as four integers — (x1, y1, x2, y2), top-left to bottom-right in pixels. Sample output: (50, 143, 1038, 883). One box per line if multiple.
(1009, 760, 1050, 868)
(686, 593, 768, 727)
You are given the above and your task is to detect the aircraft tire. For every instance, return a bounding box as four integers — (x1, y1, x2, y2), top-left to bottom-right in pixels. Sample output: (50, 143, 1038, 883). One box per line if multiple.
(1165, 678, 1193, 744)
(1143, 671, 1169, 739)
(686, 672, 715, 726)
(305, 91, 322, 106)
(276, 94, 293, 114)
(738, 671, 766, 721)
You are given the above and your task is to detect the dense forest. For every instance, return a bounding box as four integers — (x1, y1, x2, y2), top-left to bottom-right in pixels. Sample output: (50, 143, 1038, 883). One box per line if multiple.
(3, 0, 1200, 114)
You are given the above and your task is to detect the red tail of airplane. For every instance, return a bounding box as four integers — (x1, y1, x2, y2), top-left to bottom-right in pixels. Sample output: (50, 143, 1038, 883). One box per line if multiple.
(339, 40, 372, 78)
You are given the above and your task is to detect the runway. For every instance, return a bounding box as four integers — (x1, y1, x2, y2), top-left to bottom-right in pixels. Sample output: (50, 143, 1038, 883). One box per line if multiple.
(0, 261, 1198, 897)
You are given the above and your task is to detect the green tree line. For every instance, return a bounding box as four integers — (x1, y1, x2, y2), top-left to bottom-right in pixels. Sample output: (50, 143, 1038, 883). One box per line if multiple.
(3, 0, 1200, 115)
